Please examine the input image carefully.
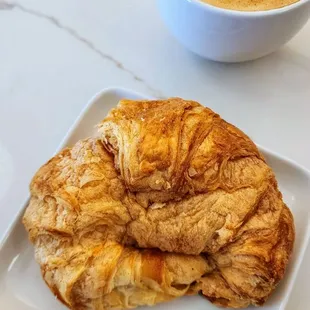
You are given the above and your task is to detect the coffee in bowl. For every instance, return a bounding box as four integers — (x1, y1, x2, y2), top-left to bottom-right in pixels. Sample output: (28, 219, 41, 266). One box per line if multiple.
(158, 0, 310, 62)
(200, 0, 299, 11)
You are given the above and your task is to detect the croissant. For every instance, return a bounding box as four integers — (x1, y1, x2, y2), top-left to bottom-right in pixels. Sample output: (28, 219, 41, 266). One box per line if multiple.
(23, 98, 294, 309)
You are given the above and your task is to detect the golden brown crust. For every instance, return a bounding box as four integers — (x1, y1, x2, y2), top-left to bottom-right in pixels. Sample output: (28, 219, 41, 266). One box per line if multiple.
(23, 138, 212, 309)
(23, 98, 294, 309)
(98, 99, 264, 203)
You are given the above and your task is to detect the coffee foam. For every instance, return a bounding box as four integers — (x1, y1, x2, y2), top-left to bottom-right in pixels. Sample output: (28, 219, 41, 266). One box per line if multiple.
(200, 0, 299, 11)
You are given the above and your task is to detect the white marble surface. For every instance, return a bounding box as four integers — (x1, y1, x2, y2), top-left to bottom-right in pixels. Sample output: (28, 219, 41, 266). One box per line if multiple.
(0, 0, 310, 242)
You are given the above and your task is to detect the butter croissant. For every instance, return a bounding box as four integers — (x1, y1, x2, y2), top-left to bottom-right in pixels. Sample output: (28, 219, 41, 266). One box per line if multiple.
(23, 98, 294, 309)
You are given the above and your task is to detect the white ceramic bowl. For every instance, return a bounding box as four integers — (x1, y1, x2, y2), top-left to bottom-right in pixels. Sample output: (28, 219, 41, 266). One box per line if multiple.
(157, 0, 310, 62)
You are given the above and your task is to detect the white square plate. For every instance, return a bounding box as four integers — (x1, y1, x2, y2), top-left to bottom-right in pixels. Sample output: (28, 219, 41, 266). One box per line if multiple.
(0, 88, 309, 310)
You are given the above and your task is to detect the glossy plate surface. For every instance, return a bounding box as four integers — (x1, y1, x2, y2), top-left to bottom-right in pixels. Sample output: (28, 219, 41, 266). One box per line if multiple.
(0, 88, 309, 310)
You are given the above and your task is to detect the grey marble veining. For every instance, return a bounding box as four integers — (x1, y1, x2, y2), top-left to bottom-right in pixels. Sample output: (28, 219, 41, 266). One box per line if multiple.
(0, 0, 164, 98)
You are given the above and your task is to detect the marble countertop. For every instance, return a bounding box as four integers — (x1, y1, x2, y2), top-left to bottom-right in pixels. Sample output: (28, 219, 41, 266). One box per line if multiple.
(0, 0, 310, 243)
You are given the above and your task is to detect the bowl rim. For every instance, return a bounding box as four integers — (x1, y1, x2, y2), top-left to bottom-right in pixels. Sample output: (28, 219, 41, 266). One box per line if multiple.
(189, 0, 310, 17)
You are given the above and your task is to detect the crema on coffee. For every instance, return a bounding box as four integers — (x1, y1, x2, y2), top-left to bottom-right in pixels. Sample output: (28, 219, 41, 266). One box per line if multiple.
(200, 0, 299, 11)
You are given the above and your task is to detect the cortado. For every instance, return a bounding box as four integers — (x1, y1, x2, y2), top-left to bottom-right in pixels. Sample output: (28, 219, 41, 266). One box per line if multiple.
(200, 0, 299, 11)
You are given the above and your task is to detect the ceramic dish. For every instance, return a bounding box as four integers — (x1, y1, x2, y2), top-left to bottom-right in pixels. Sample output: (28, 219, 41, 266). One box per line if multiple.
(157, 0, 310, 62)
(0, 87, 309, 310)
